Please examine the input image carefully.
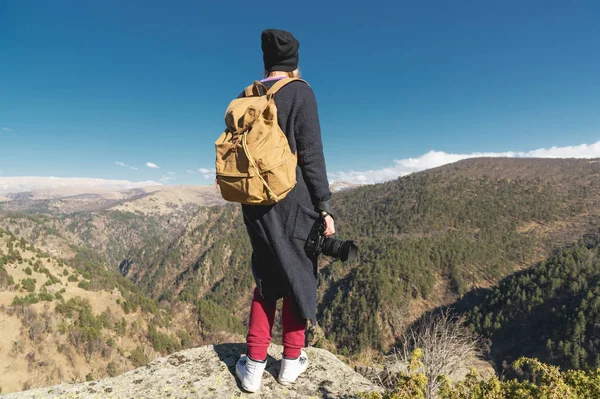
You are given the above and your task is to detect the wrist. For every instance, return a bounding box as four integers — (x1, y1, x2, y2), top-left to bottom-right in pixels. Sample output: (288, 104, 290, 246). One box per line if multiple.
(316, 200, 333, 215)
(320, 210, 334, 220)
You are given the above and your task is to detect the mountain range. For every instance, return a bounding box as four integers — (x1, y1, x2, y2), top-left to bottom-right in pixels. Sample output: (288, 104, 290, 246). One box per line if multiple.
(1, 157, 600, 394)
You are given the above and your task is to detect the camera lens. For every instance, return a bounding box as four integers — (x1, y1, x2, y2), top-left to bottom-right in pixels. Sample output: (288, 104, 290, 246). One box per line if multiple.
(321, 238, 358, 262)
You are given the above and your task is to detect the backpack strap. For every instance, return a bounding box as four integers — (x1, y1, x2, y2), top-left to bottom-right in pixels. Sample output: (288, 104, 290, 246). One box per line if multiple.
(242, 132, 279, 202)
(244, 81, 268, 97)
(243, 78, 308, 98)
(266, 78, 309, 96)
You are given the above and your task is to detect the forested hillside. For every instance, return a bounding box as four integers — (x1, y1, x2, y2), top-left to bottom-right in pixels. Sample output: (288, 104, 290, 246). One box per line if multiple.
(121, 205, 254, 333)
(122, 158, 600, 357)
(467, 234, 600, 372)
(0, 226, 203, 394)
(321, 158, 600, 353)
(1, 157, 599, 391)
(0, 186, 222, 267)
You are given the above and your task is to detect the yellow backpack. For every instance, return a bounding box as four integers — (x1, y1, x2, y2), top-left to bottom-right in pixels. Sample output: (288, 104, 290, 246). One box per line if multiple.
(215, 77, 307, 205)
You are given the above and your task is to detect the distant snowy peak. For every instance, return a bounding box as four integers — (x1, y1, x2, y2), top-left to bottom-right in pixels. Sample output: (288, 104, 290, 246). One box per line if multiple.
(329, 181, 363, 192)
(0, 176, 162, 194)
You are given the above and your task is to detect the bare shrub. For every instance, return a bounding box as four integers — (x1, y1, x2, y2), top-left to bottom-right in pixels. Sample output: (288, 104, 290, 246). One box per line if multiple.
(21, 306, 38, 326)
(85, 336, 104, 362)
(397, 309, 481, 399)
(106, 361, 119, 377)
(129, 345, 151, 367)
(102, 307, 115, 328)
(56, 365, 64, 381)
(355, 362, 399, 391)
(41, 306, 55, 333)
(0, 272, 8, 291)
(10, 340, 25, 357)
(72, 371, 82, 384)
(29, 319, 45, 343)
(143, 344, 157, 362)
(101, 343, 113, 359)
(25, 351, 36, 371)
(68, 329, 85, 349)
(6, 304, 16, 317)
(63, 345, 77, 368)
(129, 320, 142, 338)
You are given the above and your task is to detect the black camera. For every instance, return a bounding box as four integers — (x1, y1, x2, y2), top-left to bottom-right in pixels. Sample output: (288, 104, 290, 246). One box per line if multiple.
(305, 216, 357, 262)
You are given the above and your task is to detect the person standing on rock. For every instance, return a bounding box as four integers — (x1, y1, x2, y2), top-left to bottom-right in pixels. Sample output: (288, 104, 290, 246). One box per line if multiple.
(234, 28, 335, 393)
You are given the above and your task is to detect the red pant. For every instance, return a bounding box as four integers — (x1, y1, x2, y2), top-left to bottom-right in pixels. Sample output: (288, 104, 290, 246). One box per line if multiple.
(246, 287, 306, 360)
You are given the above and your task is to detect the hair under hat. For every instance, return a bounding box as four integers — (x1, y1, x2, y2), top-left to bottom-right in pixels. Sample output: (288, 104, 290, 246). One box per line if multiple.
(261, 29, 299, 72)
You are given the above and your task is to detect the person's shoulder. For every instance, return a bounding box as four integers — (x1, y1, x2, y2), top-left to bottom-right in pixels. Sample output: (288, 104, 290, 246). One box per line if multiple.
(279, 79, 316, 101)
(288, 79, 313, 92)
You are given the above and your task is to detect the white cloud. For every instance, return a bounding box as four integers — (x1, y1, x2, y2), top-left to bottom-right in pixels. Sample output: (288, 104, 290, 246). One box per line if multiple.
(146, 162, 160, 169)
(187, 170, 194, 174)
(115, 161, 139, 171)
(0, 176, 161, 194)
(198, 168, 216, 180)
(328, 140, 600, 185)
(160, 171, 177, 182)
(2, 127, 12, 132)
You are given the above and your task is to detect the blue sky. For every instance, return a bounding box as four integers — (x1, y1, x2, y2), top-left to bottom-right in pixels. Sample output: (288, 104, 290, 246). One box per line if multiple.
(1, 0, 599, 186)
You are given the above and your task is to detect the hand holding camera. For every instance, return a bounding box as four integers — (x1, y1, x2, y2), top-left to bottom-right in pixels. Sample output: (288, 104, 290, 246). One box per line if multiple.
(321, 212, 335, 237)
(305, 213, 357, 262)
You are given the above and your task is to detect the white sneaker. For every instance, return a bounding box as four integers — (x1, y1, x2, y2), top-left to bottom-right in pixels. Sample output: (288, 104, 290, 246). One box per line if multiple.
(235, 355, 267, 393)
(278, 350, 309, 385)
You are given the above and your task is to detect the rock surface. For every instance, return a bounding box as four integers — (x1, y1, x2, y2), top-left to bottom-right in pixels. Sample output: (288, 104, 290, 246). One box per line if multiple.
(1, 343, 381, 398)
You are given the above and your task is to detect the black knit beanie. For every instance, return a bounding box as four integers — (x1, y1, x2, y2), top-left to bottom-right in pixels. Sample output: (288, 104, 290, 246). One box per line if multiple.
(261, 29, 299, 72)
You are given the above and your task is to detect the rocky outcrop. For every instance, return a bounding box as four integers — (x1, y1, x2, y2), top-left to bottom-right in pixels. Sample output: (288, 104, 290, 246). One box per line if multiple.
(1, 343, 381, 398)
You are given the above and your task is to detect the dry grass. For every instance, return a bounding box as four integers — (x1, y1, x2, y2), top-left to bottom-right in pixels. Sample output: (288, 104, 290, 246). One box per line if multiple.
(0, 235, 172, 394)
(110, 186, 225, 216)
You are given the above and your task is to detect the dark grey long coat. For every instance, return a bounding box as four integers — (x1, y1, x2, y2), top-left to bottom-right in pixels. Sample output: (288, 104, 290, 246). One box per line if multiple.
(241, 78, 332, 325)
